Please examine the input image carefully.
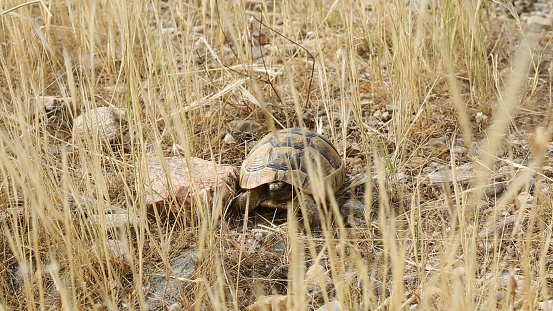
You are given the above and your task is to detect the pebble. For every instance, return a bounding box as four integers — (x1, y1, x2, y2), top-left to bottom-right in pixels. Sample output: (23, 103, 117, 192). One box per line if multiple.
(484, 181, 506, 198)
(305, 264, 332, 293)
(427, 164, 474, 185)
(223, 133, 237, 144)
(396, 172, 410, 183)
(72, 106, 127, 145)
(528, 15, 553, 30)
(168, 303, 182, 311)
(229, 119, 263, 136)
(452, 145, 467, 156)
(145, 248, 199, 310)
(428, 137, 446, 148)
(475, 112, 488, 124)
(246, 295, 288, 311)
(537, 300, 553, 310)
(315, 301, 342, 311)
(88, 213, 140, 231)
(340, 199, 367, 226)
(91, 239, 127, 261)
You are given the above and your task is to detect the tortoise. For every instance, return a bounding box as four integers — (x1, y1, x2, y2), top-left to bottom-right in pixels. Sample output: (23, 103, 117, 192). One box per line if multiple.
(235, 128, 346, 212)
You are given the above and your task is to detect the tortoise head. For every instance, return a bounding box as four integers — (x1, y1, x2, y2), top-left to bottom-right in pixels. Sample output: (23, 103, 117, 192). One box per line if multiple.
(268, 181, 293, 201)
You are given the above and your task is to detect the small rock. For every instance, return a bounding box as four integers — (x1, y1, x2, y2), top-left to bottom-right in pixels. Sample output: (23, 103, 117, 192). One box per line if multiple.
(315, 300, 342, 311)
(168, 303, 182, 311)
(146, 248, 199, 310)
(475, 112, 488, 124)
(88, 213, 140, 231)
(72, 106, 127, 145)
(495, 290, 506, 302)
(192, 25, 204, 33)
(484, 181, 506, 198)
(340, 199, 366, 226)
(367, 120, 379, 128)
(229, 119, 263, 136)
(302, 108, 316, 120)
(406, 156, 426, 169)
(452, 145, 467, 156)
(305, 264, 332, 294)
(428, 137, 446, 148)
(495, 149, 506, 157)
(161, 27, 182, 36)
(498, 165, 514, 175)
(541, 182, 552, 196)
(427, 164, 474, 185)
(499, 271, 520, 288)
(538, 299, 553, 311)
(368, 278, 390, 297)
(69, 195, 140, 231)
(517, 191, 533, 205)
(140, 156, 238, 209)
(91, 239, 127, 261)
(103, 84, 126, 95)
(247, 295, 288, 311)
(305, 264, 328, 283)
(528, 15, 553, 30)
(396, 172, 410, 183)
(386, 105, 397, 113)
(224, 133, 237, 144)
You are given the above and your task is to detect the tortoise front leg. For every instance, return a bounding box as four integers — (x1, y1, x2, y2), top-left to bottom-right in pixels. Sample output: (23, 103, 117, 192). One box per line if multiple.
(258, 198, 293, 210)
(235, 186, 266, 211)
(297, 195, 321, 231)
(259, 194, 321, 229)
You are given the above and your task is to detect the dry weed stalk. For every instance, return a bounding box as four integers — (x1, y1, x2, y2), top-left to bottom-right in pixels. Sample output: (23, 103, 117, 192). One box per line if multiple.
(0, 0, 550, 309)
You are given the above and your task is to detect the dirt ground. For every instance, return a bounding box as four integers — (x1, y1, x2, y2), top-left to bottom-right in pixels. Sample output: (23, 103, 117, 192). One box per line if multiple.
(2, 0, 553, 310)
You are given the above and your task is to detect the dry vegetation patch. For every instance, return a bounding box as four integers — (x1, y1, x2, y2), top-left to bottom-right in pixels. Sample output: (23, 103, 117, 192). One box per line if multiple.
(1, 0, 553, 310)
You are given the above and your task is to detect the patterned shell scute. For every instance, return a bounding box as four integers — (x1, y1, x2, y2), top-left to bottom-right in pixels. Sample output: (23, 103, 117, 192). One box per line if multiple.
(240, 128, 345, 194)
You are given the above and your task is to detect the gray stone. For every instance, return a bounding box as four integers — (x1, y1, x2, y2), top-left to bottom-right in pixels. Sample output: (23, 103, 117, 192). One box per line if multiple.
(229, 119, 263, 136)
(145, 248, 199, 310)
(91, 239, 127, 261)
(340, 199, 367, 226)
(72, 106, 127, 145)
(223, 133, 237, 144)
(315, 301, 342, 311)
(528, 15, 553, 30)
(427, 164, 474, 185)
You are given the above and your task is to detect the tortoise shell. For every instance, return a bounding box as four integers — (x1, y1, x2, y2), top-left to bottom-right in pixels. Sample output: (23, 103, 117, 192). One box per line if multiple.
(239, 128, 346, 194)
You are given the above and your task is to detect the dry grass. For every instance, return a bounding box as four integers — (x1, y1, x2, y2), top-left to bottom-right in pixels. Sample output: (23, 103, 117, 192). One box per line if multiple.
(1, 0, 553, 310)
